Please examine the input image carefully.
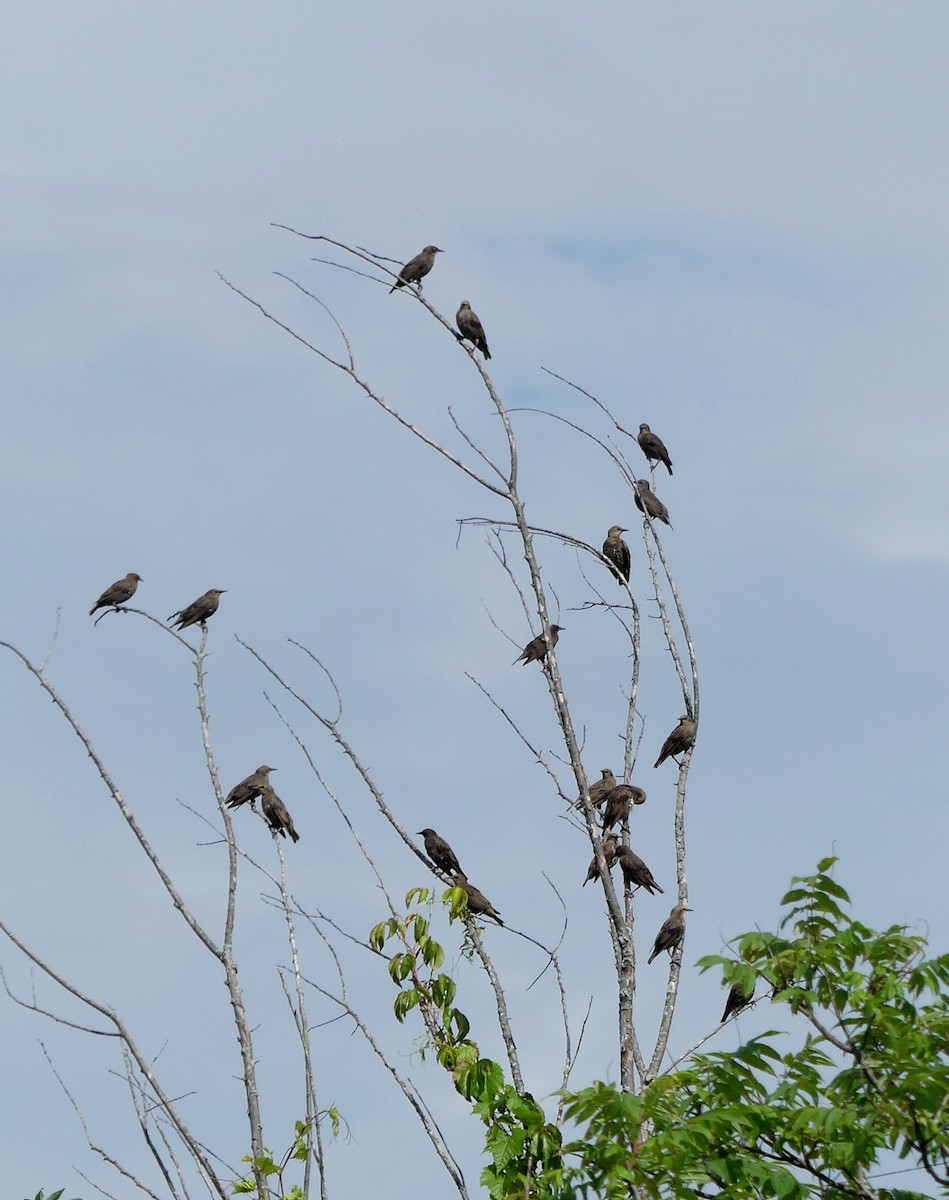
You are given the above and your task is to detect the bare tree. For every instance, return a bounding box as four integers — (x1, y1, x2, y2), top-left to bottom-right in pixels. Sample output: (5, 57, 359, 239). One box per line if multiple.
(1, 232, 700, 1199)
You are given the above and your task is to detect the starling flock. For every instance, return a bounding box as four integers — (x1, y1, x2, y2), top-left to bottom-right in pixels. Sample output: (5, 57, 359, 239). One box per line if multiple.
(81, 254, 702, 988)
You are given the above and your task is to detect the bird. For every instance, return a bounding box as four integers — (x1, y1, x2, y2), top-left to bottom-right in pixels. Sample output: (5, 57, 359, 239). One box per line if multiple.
(513, 625, 563, 666)
(168, 589, 226, 631)
(653, 715, 697, 769)
(601, 783, 647, 831)
(225, 765, 276, 811)
(89, 573, 142, 616)
(419, 827, 463, 876)
(602, 526, 630, 585)
(721, 980, 754, 1023)
(456, 301, 491, 359)
(583, 834, 618, 886)
(634, 480, 671, 527)
(615, 845, 663, 895)
(637, 424, 673, 476)
(454, 876, 503, 925)
(647, 903, 691, 963)
(390, 245, 442, 293)
(573, 768, 617, 810)
(260, 784, 299, 843)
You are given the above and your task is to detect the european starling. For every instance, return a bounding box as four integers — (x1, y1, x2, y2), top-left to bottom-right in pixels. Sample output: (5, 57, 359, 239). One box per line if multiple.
(573, 768, 617, 810)
(721, 980, 754, 1023)
(653, 715, 697, 769)
(260, 784, 299, 843)
(647, 903, 691, 964)
(168, 589, 226, 631)
(637, 424, 673, 476)
(454, 876, 503, 925)
(634, 480, 671, 527)
(419, 827, 463, 876)
(601, 783, 647, 831)
(583, 834, 618, 886)
(225, 765, 276, 810)
(602, 526, 630, 585)
(513, 625, 563, 666)
(456, 301, 491, 359)
(390, 245, 442, 293)
(89, 573, 142, 616)
(616, 845, 663, 895)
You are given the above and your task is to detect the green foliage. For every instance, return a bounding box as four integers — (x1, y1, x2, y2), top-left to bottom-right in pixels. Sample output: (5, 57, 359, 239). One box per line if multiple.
(553, 858, 949, 1199)
(371, 860, 949, 1200)
(24, 1192, 81, 1200)
(232, 1114, 339, 1198)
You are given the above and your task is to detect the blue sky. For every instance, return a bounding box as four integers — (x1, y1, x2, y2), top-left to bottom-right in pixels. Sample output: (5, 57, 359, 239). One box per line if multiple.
(2, 3, 948, 1197)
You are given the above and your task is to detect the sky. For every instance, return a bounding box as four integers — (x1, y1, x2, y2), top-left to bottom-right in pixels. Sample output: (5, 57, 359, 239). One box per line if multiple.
(2, 2, 948, 1197)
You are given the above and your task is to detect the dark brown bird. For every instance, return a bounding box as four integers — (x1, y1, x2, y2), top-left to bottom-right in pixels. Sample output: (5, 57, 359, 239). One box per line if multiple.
(634, 480, 671, 527)
(89, 573, 142, 616)
(648, 903, 691, 963)
(602, 526, 630, 585)
(168, 588, 226, 631)
(419, 827, 463, 876)
(390, 245, 442, 293)
(513, 624, 562, 666)
(721, 980, 754, 1023)
(616, 845, 663, 895)
(653, 715, 697, 769)
(455, 876, 503, 925)
(456, 301, 491, 359)
(583, 834, 618, 886)
(637, 424, 673, 476)
(260, 784, 299, 843)
(573, 768, 617, 810)
(601, 783, 647, 831)
(225, 765, 276, 811)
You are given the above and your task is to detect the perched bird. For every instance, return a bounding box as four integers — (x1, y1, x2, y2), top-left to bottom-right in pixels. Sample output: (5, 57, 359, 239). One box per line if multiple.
(456, 301, 491, 359)
(260, 784, 299, 843)
(168, 589, 226, 631)
(601, 783, 647, 831)
(647, 903, 691, 963)
(616, 845, 663, 895)
(583, 834, 618, 886)
(390, 245, 442, 292)
(573, 768, 617, 810)
(602, 526, 630, 585)
(454, 876, 503, 925)
(634, 480, 671, 527)
(513, 625, 563, 666)
(225, 765, 276, 811)
(419, 827, 464, 876)
(637, 424, 673, 476)
(89, 573, 142, 616)
(721, 980, 754, 1023)
(653, 715, 697, 769)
